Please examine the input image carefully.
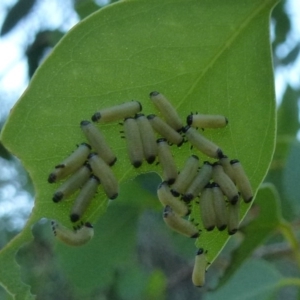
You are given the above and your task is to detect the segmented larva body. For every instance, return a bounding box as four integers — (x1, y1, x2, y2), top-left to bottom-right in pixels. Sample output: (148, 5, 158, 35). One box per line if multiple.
(88, 153, 118, 200)
(48, 143, 91, 183)
(52, 163, 91, 203)
(80, 120, 117, 166)
(70, 175, 100, 223)
(219, 155, 235, 183)
(211, 182, 227, 231)
(123, 117, 144, 168)
(183, 126, 224, 159)
(149, 91, 183, 131)
(212, 163, 239, 205)
(192, 248, 209, 287)
(157, 181, 190, 217)
(187, 113, 228, 129)
(170, 155, 199, 197)
(163, 205, 199, 238)
(230, 159, 253, 203)
(147, 114, 184, 146)
(51, 221, 94, 246)
(157, 138, 178, 185)
(182, 161, 212, 202)
(227, 198, 240, 235)
(91, 100, 142, 123)
(135, 114, 158, 164)
(199, 183, 216, 231)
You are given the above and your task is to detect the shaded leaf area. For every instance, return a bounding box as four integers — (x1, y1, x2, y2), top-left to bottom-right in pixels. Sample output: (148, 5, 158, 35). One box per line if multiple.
(217, 183, 282, 288)
(0, 0, 277, 297)
(0, 0, 36, 36)
(205, 258, 283, 300)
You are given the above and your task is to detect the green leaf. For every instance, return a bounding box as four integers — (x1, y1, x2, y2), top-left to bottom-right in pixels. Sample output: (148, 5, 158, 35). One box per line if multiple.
(205, 258, 283, 300)
(0, 0, 277, 296)
(218, 183, 282, 287)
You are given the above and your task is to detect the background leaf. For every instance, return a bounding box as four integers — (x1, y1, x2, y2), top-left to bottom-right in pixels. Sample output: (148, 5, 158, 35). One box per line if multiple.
(0, 0, 277, 296)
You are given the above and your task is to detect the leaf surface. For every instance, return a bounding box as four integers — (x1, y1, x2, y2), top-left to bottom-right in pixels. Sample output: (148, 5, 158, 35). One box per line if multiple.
(0, 0, 277, 296)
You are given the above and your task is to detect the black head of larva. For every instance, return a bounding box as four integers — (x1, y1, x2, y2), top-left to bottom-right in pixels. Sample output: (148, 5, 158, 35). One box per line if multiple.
(70, 213, 80, 223)
(225, 117, 229, 124)
(146, 155, 156, 164)
(135, 113, 145, 119)
(91, 174, 101, 183)
(228, 228, 238, 235)
(170, 189, 180, 197)
(182, 193, 193, 203)
(186, 114, 193, 126)
(80, 120, 91, 126)
(110, 192, 119, 200)
(196, 248, 204, 255)
(230, 159, 240, 165)
(91, 112, 101, 122)
(132, 160, 142, 168)
(109, 157, 117, 167)
(149, 91, 160, 97)
(147, 114, 156, 120)
(191, 232, 200, 238)
(230, 194, 239, 205)
(88, 152, 97, 159)
(48, 173, 56, 183)
(191, 154, 199, 160)
(218, 224, 227, 231)
(182, 125, 190, 133)
(80, 142, 92, 150)
(85, 222, 93, 228)
(53, 192, 63, 203)
(134, 100, 143, 111)
(217, 148, 225, 159)
(156, 137, 167, 143)
(166, 177, 176, 185)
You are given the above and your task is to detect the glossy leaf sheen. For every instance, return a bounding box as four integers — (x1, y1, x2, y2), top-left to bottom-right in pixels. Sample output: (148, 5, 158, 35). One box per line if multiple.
(0, 0, 277, 295)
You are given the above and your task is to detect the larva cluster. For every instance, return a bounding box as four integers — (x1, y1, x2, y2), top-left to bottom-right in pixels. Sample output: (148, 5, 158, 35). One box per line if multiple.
(47, 92, 253, 287)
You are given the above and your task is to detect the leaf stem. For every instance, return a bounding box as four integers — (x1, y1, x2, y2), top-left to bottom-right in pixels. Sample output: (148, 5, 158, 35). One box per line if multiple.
(278, 220, 300, 269)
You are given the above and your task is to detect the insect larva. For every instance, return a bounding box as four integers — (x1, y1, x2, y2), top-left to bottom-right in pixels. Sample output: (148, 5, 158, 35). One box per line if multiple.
(211, 182, 227, 231)
(219, 155, 235, 183)
(157, 181, 190, 216)
(136, 114, 158, 164)
(230, 159, 253, 203)
(199, 183, 216, 231)
(183, 126, 224, 159)
(149, 91, 183, 131)
(147, 114, 184, 146)
(52, 163, 91, 203)
(51, 220, 94, 246)
(212, 163, 239, 205)
(170, 155, 199, 197)
(80, 120, 117, 166)
(192, 248, 209, 287)
(157, 138, 178, 185)
(187, 113, 228, 128)
(70, 175, 100, 222)
(163, 205, 199, 238)
(48, 143, 91, 183)
(123, 117, 144, 168)
(88, 153, 118, 200)
(227, 198, 240, 235)
(183, 161, 212, 202)
(91, 100, 142, 123)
